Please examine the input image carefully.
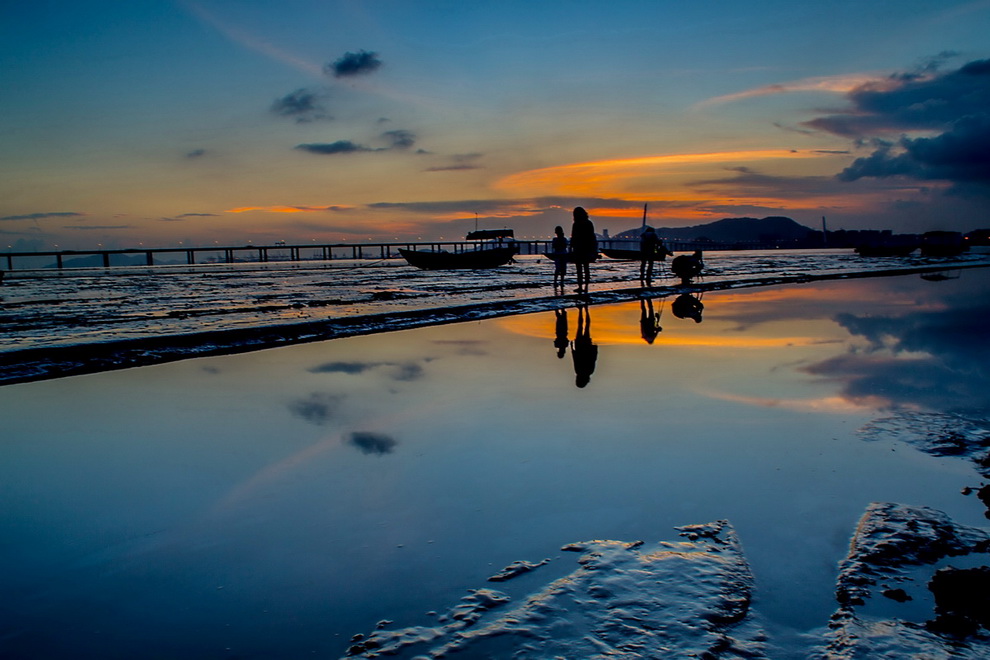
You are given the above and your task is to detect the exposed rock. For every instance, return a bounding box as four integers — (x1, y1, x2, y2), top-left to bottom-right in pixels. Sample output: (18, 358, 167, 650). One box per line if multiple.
(817, 502, 990, 659)
(341, 520, 766, 658)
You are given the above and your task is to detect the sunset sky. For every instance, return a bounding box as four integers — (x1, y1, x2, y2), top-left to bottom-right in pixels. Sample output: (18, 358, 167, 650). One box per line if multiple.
(2, 0, 989, 250)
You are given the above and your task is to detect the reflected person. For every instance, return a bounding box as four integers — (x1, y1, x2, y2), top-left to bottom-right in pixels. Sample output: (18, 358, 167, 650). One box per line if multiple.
(553, 308, 569, 358)
(639, 297, 662, 344)
(572, 304, 598, 388)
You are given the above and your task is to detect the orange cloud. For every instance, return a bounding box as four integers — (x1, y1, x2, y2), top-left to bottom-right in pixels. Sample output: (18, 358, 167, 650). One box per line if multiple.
(495, 150, 827, 199)
(225, 205, 354, 214)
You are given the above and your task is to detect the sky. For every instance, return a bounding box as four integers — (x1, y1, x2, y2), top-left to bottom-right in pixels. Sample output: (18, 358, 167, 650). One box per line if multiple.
(2, 0, 989, 251)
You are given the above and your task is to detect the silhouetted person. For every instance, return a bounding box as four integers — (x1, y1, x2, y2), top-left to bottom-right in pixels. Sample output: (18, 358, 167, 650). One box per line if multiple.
(570, 207, 597, 293)
(572, 304, 598, 387)
(671, 250, 704, 284)
(553, 308, 569, 358)
(550, 225, 569, 289)
(639, 297, 662, 344)
(671, 293, 704, 323)
(638, 227, 671, 284)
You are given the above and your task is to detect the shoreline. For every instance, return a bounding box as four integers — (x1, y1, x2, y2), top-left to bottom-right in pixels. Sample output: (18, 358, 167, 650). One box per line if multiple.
(2, 261, 986, 387)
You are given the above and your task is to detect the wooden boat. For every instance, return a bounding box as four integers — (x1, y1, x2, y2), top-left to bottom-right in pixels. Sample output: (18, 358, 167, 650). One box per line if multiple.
(398, 245, 517, 270)
(542, 251, 600, 263)
(600, 247, 642, 260)
(399, 228, 519, 270)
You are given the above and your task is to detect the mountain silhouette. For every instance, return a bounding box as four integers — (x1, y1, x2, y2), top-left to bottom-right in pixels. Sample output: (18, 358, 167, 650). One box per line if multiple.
(614, 216, 816, 244)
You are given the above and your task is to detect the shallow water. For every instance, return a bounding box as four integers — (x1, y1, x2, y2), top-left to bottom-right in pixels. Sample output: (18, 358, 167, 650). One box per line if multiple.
(3, 249, 988, 352)
(1, 267, 988, 658)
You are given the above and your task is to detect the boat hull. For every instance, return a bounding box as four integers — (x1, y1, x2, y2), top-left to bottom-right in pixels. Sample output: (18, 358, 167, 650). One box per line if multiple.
(600, 248, 642, 260)
(398, 246, 517, 270)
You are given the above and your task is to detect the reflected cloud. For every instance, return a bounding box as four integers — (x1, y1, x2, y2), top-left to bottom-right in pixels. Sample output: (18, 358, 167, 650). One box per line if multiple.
(431, 339, 489, 356)
(310, 361, 378, 374)
(309, 360, 426, 381)
(346, 431, 397, 455)
(803, 301, 990, 413)
(288, 392, 344, 426)
(697, 387, 867, 414)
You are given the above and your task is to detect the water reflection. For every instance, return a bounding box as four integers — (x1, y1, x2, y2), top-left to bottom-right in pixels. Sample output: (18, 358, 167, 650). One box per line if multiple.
(288, 392, 344, 426)
(572, 304, 598, 388)
(347, 431, 398, 455)
(553, 308, 569, 358)
(671, 292, 704, 323)
(639, 298, 662, 344)
(804, 297, 990, 413)
(2, 269, 989, 658)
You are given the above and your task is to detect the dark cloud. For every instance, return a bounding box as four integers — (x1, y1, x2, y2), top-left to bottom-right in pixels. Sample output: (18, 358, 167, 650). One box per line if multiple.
(295, 130, 417, 156)
(186, 149, 206, 158)
(807, 58, 990, 137)
(295, 140, 374, 155)
(346, 431, 397, 456)
(802, 58, 990, 192)
(425, 153, 484, 172)
(288, 392, 344, 426)
(63, 225, 130, 230)
(1, 212, 84, 222)
(837, 115, 990, 187)
(178, 213, 218, 218)
(326, 50, 382, 78)
(382, 129, 415, 150)
(271, 88, 332, 122)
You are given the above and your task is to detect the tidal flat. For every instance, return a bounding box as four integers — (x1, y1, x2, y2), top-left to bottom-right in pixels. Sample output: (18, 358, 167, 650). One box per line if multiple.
(1, 267, 989, 658)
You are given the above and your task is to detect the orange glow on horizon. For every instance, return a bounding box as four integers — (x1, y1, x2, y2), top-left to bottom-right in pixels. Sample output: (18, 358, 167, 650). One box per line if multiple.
(225, 205, 355, 214)
(493, 150, 845, 216)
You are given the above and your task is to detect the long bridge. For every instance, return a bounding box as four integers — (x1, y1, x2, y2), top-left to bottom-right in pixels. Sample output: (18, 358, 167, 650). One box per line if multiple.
(2, 238, 768, 272)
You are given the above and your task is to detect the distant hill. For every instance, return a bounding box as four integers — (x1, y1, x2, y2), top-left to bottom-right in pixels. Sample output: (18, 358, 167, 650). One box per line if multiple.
(613, 216, 817, 244)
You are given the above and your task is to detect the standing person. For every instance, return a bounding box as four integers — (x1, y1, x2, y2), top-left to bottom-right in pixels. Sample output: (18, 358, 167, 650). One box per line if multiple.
(550, 225, 569, 289)
(569, 207, 597, 293)
(639, 226, 660, 284)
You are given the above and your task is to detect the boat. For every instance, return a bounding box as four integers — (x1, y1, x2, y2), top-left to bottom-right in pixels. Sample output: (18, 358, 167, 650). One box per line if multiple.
(600, 247, 642, 260)
(399, 229, 518, 270)
(920, 231, 969, 257)
(399, 246, 517, 270)
(854, 235, 919, 257)
(542, 251, 600, 263)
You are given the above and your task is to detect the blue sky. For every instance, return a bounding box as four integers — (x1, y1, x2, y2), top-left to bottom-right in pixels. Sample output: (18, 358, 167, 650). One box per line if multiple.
(2, 0, 989, 250)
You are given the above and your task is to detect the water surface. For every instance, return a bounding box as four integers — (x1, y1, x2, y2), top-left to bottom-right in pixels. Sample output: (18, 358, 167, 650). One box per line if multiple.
(1, 268, 988, 658)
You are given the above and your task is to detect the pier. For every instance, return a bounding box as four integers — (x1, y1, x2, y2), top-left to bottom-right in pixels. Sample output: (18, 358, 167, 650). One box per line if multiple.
(2, 238, 766, 272)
